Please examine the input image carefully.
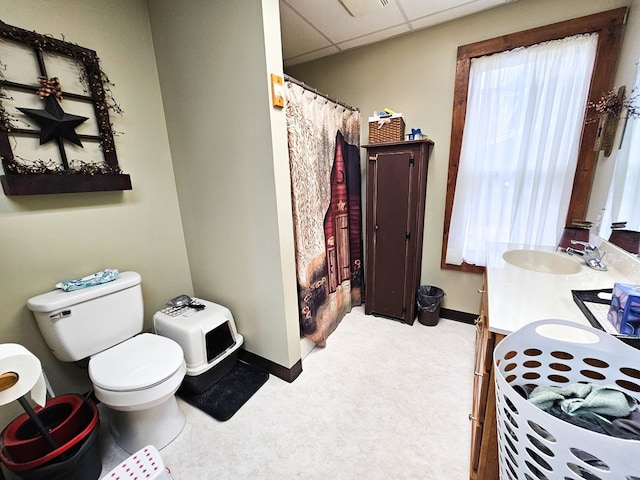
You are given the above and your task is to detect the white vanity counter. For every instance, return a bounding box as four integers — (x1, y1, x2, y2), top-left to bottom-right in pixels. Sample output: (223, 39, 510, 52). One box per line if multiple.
(486, 241, 640, 336)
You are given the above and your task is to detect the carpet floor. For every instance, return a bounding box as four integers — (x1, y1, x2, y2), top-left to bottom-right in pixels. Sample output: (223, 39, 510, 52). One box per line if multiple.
(96, 306, 476, 479)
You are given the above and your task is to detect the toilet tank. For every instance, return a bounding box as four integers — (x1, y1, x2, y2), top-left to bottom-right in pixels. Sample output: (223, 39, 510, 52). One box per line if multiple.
(27, 271, 144, 362)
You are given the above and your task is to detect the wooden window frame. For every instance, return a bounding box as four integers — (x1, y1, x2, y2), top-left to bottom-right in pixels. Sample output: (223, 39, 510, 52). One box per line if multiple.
(442, 8, 627, 273)
(0, 20, 131, 195)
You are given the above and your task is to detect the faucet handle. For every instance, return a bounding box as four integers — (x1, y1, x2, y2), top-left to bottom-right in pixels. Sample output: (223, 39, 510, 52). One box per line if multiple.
(570, 240, 592, 248)
(571, 240, 607, 260)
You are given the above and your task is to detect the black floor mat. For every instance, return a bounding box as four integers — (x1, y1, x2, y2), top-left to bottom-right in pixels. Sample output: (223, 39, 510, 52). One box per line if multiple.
(178, 361, 269, 421)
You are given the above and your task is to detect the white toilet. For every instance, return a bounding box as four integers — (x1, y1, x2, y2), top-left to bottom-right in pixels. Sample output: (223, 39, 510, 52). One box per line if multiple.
(26, 271, 187, 454)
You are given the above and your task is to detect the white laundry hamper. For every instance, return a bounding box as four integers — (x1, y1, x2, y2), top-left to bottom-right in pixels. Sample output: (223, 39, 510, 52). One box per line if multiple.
(493, 319, 640, 480)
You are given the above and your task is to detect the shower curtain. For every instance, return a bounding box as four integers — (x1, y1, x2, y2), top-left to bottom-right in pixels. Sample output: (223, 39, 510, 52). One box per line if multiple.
(285, 81, 362, 347)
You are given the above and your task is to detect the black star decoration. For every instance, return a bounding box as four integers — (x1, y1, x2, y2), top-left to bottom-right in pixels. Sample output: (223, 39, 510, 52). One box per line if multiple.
(18, 96, 89, 147)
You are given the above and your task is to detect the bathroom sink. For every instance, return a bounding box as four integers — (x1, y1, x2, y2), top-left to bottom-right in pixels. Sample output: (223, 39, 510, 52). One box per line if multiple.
(502, 249, 582, 274)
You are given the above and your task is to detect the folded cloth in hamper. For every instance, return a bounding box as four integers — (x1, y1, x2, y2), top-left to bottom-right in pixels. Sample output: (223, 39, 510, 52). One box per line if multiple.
(546, 404, 640, 440)
(528, 383, 638, 418)
(613, 409, 640, 436)
(55, 268, 119, 292)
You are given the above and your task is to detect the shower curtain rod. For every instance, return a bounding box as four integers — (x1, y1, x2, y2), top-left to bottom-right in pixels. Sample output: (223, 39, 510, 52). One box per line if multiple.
(284, 74, 359, 112)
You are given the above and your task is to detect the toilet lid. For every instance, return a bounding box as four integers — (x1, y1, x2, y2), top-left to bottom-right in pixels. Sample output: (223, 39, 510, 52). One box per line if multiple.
(89, 333, 184, 392)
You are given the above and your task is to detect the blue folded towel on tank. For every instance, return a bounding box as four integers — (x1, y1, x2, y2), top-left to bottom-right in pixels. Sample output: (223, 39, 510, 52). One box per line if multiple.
(55, 269, 119, 292)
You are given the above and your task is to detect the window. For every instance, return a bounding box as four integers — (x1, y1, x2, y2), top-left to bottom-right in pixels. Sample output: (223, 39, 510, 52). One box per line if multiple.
(442, 8, 627, 272)
(446, 34, 598, 266)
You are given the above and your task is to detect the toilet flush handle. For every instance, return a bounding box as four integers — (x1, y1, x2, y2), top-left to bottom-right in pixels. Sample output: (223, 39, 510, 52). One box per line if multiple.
(49, 309, 71, 319)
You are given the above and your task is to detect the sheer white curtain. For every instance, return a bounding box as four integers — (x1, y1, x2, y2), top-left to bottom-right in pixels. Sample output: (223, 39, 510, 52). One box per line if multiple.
(600, 60, 640, 240)
(446, 33, 598, 266)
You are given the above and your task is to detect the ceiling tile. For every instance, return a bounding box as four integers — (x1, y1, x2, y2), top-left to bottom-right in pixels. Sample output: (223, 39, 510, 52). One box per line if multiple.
(398, 0, 475, 18)
(407, 0, 512, 30)
(285, 46, 342, 67)
(280, 1, 332, 59)
(280, 0, 520, 67)
(283, 0, 407, 44)
(337, 24, 410, 52)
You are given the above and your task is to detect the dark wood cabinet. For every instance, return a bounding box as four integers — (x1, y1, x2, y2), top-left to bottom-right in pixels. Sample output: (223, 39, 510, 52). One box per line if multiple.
(363, 139, 433, 324)
(469, 273, 504, 480)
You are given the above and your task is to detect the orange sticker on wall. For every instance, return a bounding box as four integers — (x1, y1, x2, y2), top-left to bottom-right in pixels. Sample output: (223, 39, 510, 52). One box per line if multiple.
(270, 73, 284, 108)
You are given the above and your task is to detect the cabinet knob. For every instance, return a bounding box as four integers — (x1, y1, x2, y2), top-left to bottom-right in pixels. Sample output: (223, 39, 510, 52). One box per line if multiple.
(475, 316, 486, 334)
(468, 413, 482, 426)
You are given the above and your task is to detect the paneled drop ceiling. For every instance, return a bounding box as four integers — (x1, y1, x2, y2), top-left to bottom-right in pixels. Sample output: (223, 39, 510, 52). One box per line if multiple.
(280, 0, 519, 67)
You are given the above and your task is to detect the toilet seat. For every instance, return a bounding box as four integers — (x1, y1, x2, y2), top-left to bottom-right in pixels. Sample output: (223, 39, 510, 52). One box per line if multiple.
(89, 333, 184, 392)
(89, 333, 186, 412)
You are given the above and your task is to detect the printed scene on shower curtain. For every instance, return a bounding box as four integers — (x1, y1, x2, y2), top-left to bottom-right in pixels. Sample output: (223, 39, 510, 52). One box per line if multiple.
(285, 81, 362, 347)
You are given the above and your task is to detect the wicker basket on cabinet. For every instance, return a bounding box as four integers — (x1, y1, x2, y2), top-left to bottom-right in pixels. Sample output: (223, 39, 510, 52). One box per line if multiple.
(368, 116, 405, 143)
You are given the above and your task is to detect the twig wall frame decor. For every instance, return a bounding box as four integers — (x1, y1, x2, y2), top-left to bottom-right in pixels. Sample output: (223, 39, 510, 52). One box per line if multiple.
(0, 20, 131, 195)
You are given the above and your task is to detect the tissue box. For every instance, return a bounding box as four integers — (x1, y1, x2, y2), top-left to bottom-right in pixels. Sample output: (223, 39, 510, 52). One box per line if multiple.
(607, 283, 640, 335)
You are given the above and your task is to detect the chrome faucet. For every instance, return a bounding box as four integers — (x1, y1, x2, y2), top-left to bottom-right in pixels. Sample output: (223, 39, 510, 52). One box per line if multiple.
(565, 240, 607, 271)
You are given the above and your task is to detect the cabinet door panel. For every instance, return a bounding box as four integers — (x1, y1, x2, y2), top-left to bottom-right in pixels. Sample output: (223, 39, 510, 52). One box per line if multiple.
(368, 151, 413, 319)
(470, 326, 484, 476)
(470, 275, 492, 478)
(364, 140, 432, 324)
